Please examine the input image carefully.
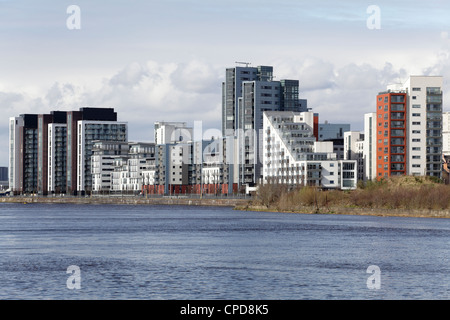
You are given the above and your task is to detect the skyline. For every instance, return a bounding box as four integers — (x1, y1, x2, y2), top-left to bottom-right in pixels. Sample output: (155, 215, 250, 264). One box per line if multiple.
(2, 0, 450, 166)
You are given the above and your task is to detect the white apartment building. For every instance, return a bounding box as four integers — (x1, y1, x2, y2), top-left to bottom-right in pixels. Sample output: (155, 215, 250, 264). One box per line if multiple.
(263, 111, 357, 190)
(154, 121, 193, 145)
(442, 112, 450, 156)
(363, 113, 377, 181)
(92, 141, 155, 193)
(344, 131, 365, 181)
(8, 116, 24, 192)
(402, 76, 443, 177)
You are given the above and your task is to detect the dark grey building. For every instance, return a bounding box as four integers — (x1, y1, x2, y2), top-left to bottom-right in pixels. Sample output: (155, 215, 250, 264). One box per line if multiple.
(222, 64, 309, 187)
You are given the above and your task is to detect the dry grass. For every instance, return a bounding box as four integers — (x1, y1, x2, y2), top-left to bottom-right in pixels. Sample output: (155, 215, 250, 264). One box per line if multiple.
(253, 176, 450, 212)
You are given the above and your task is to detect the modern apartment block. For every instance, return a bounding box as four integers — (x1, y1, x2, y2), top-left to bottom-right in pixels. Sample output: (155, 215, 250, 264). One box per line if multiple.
(375, 90, 408, 178)
(222, 64, 309, 188)
(371, 76, 443, 179)
(0, 167, 7, 189)
(344, 131, 365, 181)
(141, 120, 240, 195)
(154, 121, 193, 145)
(8, 114, 38, 194)
(9, 107, 127, 195)
(77, 120, 128, 193)
(363, 113, 377, 181)
(403, 76, 443, 178)
(262, 111, 357, 190)
(91, 141, 130, 193)
(443, 111, 450, 156)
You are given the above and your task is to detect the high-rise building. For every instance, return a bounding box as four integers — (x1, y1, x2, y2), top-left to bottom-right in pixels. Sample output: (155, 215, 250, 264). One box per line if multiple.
(9, 107, 127, 195)
(403, 76, 443, 178)
(77, 119, 128, 193)
(363, 112, 377, 181)
(443, 112, 450, 156)
(222, 64, 309, 187)
(371, 76, 443, 179)
(376, 90, 408, 178)
(8, 114, 38, 194)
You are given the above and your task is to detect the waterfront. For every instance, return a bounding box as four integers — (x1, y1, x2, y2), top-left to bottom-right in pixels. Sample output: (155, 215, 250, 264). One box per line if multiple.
(0, 203, 449, 300)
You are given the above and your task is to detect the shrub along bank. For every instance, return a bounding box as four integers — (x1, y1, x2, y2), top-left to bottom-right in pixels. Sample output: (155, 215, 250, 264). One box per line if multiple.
(244, 176, 450, 218)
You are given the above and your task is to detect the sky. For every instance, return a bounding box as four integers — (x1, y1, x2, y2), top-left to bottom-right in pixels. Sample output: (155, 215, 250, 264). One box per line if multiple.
(1, 0, 450, 166)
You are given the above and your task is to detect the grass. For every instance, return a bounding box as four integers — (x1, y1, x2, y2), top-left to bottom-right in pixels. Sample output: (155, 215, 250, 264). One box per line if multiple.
(252, 176, 450, 213)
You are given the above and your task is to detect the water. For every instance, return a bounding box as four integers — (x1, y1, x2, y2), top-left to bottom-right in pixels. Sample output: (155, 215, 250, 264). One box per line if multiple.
(0, 203, 449, 300)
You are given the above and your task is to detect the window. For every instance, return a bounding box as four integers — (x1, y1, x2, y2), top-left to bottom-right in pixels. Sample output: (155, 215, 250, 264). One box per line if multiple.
(412, 147, 421, 151)
(412, 164, 421, 168)
(412, 122, 421, 125)
(412, 113, 420, 117)
(412, 156, 421, 159)
(412, 130, 421, 134)
(412, 104, 421, 108)
(412, 139, 421, 142)
(412, 88, 421, 91)
(412, 96, 417, 100)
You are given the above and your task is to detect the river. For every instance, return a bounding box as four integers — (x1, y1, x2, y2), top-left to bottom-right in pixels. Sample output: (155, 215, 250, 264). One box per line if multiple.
(0, 203, 448, 300)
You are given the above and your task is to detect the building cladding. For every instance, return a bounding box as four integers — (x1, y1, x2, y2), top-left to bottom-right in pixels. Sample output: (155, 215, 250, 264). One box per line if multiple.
(9, 107, 127, 195)
(371, 76, 444, 179)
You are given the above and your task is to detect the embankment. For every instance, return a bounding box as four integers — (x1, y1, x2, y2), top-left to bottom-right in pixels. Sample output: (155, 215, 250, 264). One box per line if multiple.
(235, 203, 450, 219)
(0, 196, 250, 208)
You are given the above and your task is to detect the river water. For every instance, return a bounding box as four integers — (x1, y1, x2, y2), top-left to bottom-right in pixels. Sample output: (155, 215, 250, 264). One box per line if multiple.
(0, 203, 448, 300)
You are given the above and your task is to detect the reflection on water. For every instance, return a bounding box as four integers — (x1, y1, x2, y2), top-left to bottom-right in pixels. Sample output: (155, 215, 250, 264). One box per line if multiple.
(0, 203, 449, 299)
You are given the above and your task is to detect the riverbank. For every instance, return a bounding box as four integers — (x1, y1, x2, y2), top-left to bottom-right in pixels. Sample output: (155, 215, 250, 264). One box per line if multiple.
(235, 203, 450, 219)
(0, 196, 250, 207)
(2, 194, 450, 218)
(249, 176, 450, 219)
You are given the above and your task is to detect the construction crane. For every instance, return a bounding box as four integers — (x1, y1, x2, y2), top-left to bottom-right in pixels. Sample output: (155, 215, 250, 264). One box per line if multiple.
(235, 61, 252, 67)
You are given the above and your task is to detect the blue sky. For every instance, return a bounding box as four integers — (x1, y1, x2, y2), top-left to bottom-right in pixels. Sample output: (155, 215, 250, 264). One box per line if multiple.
(1, 0, 450, 166)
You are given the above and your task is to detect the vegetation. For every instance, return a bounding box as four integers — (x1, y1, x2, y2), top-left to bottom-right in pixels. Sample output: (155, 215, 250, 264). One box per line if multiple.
(251, 176, 450, 215)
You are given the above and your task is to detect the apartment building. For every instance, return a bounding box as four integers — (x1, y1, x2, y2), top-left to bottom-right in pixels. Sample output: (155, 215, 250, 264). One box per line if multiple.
(344, 131, 365, 181)
(91, 141, 129, 193)
(8, 114, 38, 194)
(263, 111, 357, 190)
(222, 64, 309, 188)
(375, 89, 408, 178)
(9, 107, 127, 195)
(77, 120, 128, 193)
(363, 113, 377, 181)
(370, 76, 443, 179)
(443, 112, 450, 156)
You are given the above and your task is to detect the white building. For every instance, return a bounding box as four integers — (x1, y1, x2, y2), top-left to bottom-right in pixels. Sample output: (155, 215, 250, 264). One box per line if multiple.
(363, 113, 377, 181)
(344, 131, 365, 181)
(402, 76, 443, 177)
(154, 121, 193, 145)
(92, 141, 155, 193)
(263, 111, 357, 190)
(8, 116, 24, 193)
(443, 112, 450, 156)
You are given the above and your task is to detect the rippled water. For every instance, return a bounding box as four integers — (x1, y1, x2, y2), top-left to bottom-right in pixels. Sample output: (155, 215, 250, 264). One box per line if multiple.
(0, 203, 449, 300)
